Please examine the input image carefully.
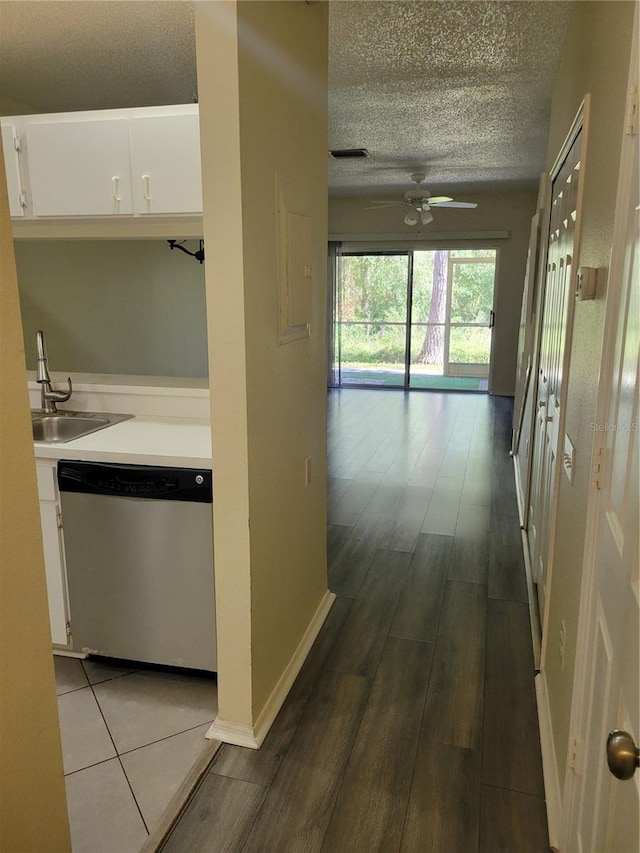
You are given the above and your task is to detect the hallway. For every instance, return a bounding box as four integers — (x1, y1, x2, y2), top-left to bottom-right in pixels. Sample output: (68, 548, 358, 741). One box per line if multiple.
(163, 390, 549, 852)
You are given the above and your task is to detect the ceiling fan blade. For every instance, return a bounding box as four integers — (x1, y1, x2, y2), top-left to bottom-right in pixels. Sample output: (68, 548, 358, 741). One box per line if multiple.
(426, 195, 453, 204)
(365, 201, 405, 209)
(430, 201, 478, 209)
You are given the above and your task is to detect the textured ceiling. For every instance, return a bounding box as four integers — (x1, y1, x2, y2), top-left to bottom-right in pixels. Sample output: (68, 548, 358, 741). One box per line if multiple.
(329, 0, 574, 197)
(0, 1, 197, 112)
(0, 0, 573, 198)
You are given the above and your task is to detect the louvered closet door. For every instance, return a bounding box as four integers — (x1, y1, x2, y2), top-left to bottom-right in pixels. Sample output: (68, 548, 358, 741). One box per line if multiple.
(528, 127, 582, 621)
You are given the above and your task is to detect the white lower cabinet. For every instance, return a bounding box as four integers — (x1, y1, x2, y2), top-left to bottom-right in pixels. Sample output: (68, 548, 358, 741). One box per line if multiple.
(36, 460, 70, 647)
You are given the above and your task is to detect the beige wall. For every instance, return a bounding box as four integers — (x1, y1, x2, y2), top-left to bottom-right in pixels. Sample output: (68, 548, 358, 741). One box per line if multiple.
(329, 190, 537, 395)
(196, 0, 329, 727)
(542, 0, 635, 791)
(15, 240, 208, 378)
(0, 137, 70, 850)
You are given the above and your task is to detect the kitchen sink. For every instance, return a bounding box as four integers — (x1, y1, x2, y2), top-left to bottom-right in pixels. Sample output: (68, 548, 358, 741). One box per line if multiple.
(31, 411, 133, 444)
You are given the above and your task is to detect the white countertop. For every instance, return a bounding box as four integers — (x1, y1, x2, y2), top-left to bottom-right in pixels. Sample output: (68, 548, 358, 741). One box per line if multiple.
(34, 415, 212, 469)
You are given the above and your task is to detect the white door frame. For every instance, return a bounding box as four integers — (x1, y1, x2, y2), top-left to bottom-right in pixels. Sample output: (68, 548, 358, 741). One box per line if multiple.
(527, 97, 591, 669)
(560, 17, 639, 847)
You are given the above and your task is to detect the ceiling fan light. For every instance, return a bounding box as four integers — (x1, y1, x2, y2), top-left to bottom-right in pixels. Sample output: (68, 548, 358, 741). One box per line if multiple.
(404, 211, 419, 226)
(420, 210, 434, 226)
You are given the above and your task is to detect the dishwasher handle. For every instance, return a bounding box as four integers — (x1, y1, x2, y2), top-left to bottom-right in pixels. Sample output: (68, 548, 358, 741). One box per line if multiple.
(57, 461, 212, 503)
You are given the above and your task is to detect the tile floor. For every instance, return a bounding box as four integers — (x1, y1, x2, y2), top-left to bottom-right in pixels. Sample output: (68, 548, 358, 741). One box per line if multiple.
(54, 655, 217, 853)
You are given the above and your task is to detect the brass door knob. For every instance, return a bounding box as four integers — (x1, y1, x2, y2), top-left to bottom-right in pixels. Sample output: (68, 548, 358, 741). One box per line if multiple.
(606, 730, 640, 780)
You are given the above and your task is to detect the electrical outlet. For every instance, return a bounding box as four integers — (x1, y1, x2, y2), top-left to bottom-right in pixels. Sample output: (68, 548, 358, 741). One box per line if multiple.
(305, 456, 312, 486)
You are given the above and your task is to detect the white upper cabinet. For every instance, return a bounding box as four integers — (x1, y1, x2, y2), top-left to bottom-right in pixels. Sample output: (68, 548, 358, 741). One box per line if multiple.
(0, 105, 202, 227)
(131, 112, 202, 214)
(1, 123, 25, 217)
(27, 118, 134, 216)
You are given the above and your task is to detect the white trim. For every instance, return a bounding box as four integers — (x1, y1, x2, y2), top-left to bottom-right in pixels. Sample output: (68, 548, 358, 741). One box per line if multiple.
(515, 456, 542, 669)
(560, 17, 639, 848)
(11, 216, 203, 241)
(538, 96, 592, 673)
(513, 443, 526, 525)
(536, 671, 562, 851)
(517, 173, 551, 521)
(205, 718, 259, 749)
(206, 590, 337, 749)
(328, 230, 509, 243)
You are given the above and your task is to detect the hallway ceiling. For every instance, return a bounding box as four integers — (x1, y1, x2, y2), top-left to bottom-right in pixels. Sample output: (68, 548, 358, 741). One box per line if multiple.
(0, 0, 574, 198)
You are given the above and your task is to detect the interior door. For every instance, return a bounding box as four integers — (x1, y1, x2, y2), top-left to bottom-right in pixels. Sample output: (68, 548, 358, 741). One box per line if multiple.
(528, 121, 584, 619)
(566, 34, 639, 850)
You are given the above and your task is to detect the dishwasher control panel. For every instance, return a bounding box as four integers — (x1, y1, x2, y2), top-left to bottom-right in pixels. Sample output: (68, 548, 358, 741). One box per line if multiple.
(58, 461, 213, 503)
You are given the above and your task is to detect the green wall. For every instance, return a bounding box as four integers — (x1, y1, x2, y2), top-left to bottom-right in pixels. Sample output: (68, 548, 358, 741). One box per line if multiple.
(15, 239, 208, 378)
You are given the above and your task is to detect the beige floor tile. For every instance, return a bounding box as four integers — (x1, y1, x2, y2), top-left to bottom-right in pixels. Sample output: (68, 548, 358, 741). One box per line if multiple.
(58, 687, 116, 774)
(54, 655, 89, 695)
(121, 723, 212, 829)
(93, 669, 217, 753)
(65, 758, 148, 853)
(82, 658, 138, 685)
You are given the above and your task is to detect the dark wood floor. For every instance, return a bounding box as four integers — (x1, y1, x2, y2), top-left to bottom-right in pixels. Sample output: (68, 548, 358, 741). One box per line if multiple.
(162, 390, 550, 853)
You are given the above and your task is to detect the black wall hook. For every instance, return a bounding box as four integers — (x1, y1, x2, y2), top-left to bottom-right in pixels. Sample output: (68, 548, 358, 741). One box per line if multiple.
(167, 239, 205, 264)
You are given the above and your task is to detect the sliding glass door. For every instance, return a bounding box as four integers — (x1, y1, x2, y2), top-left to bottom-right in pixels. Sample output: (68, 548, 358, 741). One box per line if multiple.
(333, 252, 409, 387)
(331, 247, 496, 391)
(447, 251, 495, 377)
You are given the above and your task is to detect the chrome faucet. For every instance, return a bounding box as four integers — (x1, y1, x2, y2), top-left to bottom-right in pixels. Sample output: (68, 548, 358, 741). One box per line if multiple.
(36, 330, 72, 414)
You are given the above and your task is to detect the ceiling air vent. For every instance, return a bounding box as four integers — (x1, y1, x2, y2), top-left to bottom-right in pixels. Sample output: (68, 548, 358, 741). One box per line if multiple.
(329, 148, 369, 158)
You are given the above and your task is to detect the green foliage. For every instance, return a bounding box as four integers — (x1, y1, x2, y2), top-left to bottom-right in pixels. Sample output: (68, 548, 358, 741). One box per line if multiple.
(340, 254, 408, 328)
(410, 251, 435, 322)
(449, 326, 491, 363)
(450, 261, 495, 323)
(337, 324, 405, 364)
(337, 323, 490, 365)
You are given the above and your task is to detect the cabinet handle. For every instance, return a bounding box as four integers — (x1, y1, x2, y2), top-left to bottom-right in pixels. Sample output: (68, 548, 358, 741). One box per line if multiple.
(111, 176, 121, 203)
(142, 174, 151, 201)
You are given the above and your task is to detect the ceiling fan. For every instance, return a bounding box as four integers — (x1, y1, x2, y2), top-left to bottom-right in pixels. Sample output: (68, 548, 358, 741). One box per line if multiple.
(366, 173, 478, 225)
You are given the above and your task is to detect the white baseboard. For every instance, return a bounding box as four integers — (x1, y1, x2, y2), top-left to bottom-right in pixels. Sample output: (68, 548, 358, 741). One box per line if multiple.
(535, 671, 562, 851)
(206, 590, 337, 749)
(205, 718, 259, 749)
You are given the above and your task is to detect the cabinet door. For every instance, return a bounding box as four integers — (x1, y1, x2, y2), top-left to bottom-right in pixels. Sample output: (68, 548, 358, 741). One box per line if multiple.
(1, 123, 25, 217)
(26, 118, 133, 216)
(130, 112, 202, 214)
(38, 501, 69, 646)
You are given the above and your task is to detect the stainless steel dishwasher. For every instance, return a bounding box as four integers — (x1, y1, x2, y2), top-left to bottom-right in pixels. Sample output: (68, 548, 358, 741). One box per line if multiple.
(58, 460, 216, 671)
